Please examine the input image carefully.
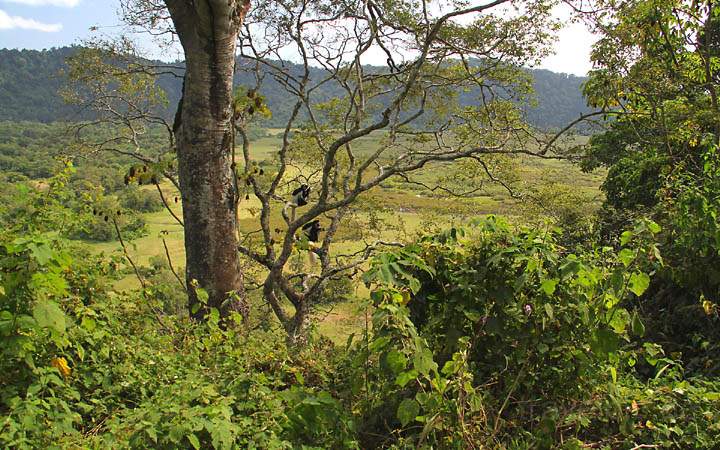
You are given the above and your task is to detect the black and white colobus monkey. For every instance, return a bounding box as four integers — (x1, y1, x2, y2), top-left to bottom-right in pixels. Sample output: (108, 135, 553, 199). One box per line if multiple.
(284, 184, 311, 221)
(301, 219, 323, 263)
(302, 219, 321, 242)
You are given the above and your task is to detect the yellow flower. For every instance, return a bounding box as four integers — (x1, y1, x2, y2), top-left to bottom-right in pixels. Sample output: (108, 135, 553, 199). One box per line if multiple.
(51, 357, 71, 378)
(703, 299, 716, 316)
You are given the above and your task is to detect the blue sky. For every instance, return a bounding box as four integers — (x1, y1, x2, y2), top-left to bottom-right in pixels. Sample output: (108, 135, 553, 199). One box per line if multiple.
(0, 0, 118, 48)
(0, 0, 596, 76)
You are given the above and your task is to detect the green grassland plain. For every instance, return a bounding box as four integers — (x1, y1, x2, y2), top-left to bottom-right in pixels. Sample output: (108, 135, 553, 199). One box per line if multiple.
(85, 130, 603, 341)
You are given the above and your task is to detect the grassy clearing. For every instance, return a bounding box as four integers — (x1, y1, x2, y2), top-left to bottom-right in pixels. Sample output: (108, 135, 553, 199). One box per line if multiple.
(81, 131, 605, 343)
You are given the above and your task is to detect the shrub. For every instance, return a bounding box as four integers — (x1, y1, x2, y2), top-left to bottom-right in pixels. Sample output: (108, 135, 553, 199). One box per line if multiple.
(118, 186, 163, 213)
(351, 216, 664, 447)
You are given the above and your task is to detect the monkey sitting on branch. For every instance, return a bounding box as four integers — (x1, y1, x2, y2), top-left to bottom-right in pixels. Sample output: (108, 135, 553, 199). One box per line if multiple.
(299, 219, 323, 264)
(283, 184, 310, 222)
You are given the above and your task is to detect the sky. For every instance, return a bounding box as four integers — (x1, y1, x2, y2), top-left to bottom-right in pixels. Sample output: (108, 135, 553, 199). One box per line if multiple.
(0, 0, 597, 76)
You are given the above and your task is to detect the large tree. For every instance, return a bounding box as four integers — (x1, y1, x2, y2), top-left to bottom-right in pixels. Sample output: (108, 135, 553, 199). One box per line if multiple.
(69, 1, 254, 319)
(163, 1, 251, 319)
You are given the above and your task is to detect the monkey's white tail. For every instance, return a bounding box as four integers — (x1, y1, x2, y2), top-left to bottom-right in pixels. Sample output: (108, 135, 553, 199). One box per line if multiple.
(307, 243, 319, 265)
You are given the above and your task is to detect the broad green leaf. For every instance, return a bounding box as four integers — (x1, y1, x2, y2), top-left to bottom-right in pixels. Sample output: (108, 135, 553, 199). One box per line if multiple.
(647, 221, 661, 234)
(294, 371, 305, 385)
(544, 303, 554, 320)
(196, 288, 209, 303)
(145, 427, 157, 443)
(618, 248, 635, 267)
(29, 242, 54, 266)
(395, 370, 418, 387)
(188, 434, 200, 449)
(32, 300, 66, 333)
(540, 278, 558, 296)
(631, 312, 646, 337)
(81, 316, 96, 331)
(385, 350, 408, 374)
(462, 309, 482, 322)
(608, 308, 630, 334)
(620, 231, 633, 246)
(369, 336, 390, 352)
(379, 265, 395, 285)
(629, 272, 650, 296)
(208, 307, 220, 324)
(397, 398, 419, 427)
(413, 347, 437, 376)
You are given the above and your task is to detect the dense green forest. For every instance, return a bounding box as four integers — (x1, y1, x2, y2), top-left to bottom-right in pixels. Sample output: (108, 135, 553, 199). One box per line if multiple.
(2, 1, 720, 449)
(0, 47, 590, 130)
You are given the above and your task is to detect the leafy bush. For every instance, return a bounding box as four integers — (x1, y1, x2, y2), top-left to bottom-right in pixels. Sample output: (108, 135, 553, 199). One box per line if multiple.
(67, 193, 147, 242)
(348, 216, 702, 448)
(0, 238, 356, 449)
(632, 142, 720, 375)
(0, 165, 359, 449)
(118, 186, 163, 213)
(69, 212, 146, 242)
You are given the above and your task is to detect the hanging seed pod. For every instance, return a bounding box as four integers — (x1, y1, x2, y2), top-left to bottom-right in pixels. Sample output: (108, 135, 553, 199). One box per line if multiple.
(259, 168, 264, 175)
(253, 167, 258, 174)
(174, 196, 179, 203)
(138, 178, 143, 186)
(103, 215, 109, 222)
(124, 175, 130, 185)
(246, 178, 251, 186)
(129, 166, 136, 177)
(142, 165, 148, 173)
(274, 228, 281, 234)
(117, 210, 122, 216)
(245, 194, 250, 200)
(92, 208, 97, 215)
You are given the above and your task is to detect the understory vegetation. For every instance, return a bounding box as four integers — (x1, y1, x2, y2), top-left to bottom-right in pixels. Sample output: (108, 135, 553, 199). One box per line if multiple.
(1, 156, 719, 448)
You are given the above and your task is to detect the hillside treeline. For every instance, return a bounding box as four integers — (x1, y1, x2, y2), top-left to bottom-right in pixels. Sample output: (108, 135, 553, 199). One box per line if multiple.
(0, 47, 590, 130)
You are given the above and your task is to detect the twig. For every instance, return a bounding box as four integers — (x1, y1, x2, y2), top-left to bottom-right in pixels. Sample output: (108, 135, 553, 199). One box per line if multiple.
(162, 236, 186, 291)
(155, 183, 184, 227)
(112, 216, 146, 290)
(111, 217, 172, 332)
(491, 361, 529, 440)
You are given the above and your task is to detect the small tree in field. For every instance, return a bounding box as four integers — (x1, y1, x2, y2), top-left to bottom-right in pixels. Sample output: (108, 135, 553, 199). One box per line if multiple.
(68, 0, 601, 344)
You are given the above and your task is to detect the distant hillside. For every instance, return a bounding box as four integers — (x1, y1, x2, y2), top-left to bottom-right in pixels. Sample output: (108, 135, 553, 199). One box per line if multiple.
(0, 47, 591, 130)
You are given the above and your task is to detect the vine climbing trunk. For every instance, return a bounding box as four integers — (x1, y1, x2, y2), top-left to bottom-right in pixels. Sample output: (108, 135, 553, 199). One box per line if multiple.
(165, 0, 251, 320)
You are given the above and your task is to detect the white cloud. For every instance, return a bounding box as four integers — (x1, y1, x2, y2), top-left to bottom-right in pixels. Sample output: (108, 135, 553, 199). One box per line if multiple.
(2, 0, 80, 6)
(0, 9, 62, 32)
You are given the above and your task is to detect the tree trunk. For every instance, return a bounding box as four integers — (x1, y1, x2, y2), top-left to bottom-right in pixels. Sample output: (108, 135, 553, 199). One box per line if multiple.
(286, 301, 310, 348)
(165, 0, 250, 320)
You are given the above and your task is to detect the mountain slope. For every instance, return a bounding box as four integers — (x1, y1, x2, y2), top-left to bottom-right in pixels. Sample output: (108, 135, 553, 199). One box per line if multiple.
(0, 47, 591, 130)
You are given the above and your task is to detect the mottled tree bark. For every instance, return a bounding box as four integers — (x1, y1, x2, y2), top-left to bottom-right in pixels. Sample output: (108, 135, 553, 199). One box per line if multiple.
(165, 0, 250, 320)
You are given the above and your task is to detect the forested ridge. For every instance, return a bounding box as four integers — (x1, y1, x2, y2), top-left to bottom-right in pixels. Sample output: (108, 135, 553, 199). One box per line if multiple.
(0, 46, 590, 130)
